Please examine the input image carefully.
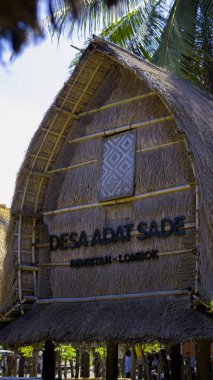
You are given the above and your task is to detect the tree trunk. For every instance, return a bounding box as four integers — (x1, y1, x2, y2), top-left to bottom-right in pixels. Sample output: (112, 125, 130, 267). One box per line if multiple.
(196, 339, 212, 380)
(42, 340, 56, 380)
(106, 341, 118, 380)
(170, 344, 182, 380)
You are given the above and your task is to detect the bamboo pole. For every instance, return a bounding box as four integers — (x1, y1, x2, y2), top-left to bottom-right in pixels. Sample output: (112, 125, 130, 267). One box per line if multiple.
(23, 295, 37, 301)
(17, 215, 22, 304)
(32, 218, 37, 295)
(17, 265, 39, 272)
(78, 91, 156, 118)
(43, 183, 194, 216)
(29, 153, 50, 161)
(23, 169, 49, 177)
(41, 127, 67, 138)
(15, 287, 35, 292)
(47, 140, 183, 175)
(0, 299, 27, 320)
(195, 185, 200, 294)
(136, 139, 183, 153)
(52, 104, 78, 118)
(47, 159, 97, 175)
(181, 134, 199, 294)
(39, 248, 195, 269)
(36, 289, 190, 304)
(69, 115, 174, 144)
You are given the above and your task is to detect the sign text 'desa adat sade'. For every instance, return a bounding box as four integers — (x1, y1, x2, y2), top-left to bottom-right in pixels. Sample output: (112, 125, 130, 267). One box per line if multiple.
(49, 216, 186, 268)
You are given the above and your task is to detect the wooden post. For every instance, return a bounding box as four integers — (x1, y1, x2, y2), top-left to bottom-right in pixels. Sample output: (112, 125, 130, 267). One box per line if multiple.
(56, 351, 62, 380)
(131, 346, 136, 380)
(81, 351, 90, 378)
(29, 349, 38, 377)
(158, 349, 170, 380)
(196, 339, 213, 380)
(170, 344, 182, 380)
(42, 340, 56, 380)
(75, 349, 80, 378)
(106, 341, 118, 380)
(70, 359, 74, 378)
(18, 354, 25, 377)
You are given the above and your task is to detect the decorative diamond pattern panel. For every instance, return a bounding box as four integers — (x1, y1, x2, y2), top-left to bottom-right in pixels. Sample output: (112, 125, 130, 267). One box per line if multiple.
(100, 132, 136, 201)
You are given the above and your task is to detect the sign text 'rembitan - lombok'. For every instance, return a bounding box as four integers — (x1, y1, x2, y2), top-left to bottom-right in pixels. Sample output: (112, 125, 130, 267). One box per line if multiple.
(49, 216, 185, 251)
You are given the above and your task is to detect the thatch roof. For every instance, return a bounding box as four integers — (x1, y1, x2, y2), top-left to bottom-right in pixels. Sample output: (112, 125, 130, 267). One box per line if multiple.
(0, 37, 212, 346)
(1, 296, 213, 347)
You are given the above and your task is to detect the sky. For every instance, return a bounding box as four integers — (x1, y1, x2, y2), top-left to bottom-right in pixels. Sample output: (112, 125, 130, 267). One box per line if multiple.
(0, 33, 83, 208)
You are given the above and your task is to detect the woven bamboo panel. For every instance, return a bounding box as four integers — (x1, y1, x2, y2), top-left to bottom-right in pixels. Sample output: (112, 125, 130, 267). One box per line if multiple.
(99, 131, 136, 201)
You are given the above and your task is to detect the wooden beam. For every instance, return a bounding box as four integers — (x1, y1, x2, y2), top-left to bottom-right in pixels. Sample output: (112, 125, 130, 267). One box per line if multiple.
(41, 127, 66, 138)
(23, 169, 49, 178)
(47, 159, 97, 174)
(17, 190, 38, 195)
(69, 115, 174, 144)
(39, 249, 195, 269)
(29, 154, 51, 161)
(78, 91, 157, 118)
(52, 104, 78, 119)
(18, 265, 39, 272)
(36, 289, 190, 304)
(11, 212, 42, 219)
(136, 139, 183, 153)
(23, 295, 37, 301)
(43, 183, 194, 216)
(14, 250, 33, 254)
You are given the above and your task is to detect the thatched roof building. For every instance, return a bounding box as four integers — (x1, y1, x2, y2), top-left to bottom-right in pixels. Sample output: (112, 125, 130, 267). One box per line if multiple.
(0, 37, 213, 347)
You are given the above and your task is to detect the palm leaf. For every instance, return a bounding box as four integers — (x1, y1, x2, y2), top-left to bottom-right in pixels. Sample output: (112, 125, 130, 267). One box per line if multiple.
(101, 0, 166, 54)
(49, 0, 140, 38)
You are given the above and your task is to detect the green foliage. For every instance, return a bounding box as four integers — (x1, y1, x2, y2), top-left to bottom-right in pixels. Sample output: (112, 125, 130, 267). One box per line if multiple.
(55, 345, 76, 360)
(19, 346, 33, 358)
(49, 1, 141, 39)
(95, 346, 106, 357)
(101, 0, 213, 92)
(141, 342, 162, 354)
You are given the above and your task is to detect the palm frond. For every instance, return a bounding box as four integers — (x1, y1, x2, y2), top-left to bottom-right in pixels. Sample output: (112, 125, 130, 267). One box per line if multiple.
(100, 0, 212, 92)
(101, 0, 167, 54)
(49, 0, 141, 39)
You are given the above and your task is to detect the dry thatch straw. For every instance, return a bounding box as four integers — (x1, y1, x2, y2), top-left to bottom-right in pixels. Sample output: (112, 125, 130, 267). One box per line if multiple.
(0, 37, 212, 346)
(1, 296, 213, 347)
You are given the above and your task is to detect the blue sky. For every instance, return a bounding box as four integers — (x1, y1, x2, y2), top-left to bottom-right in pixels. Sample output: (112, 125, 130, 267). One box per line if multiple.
(0, 34, 83, 207)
